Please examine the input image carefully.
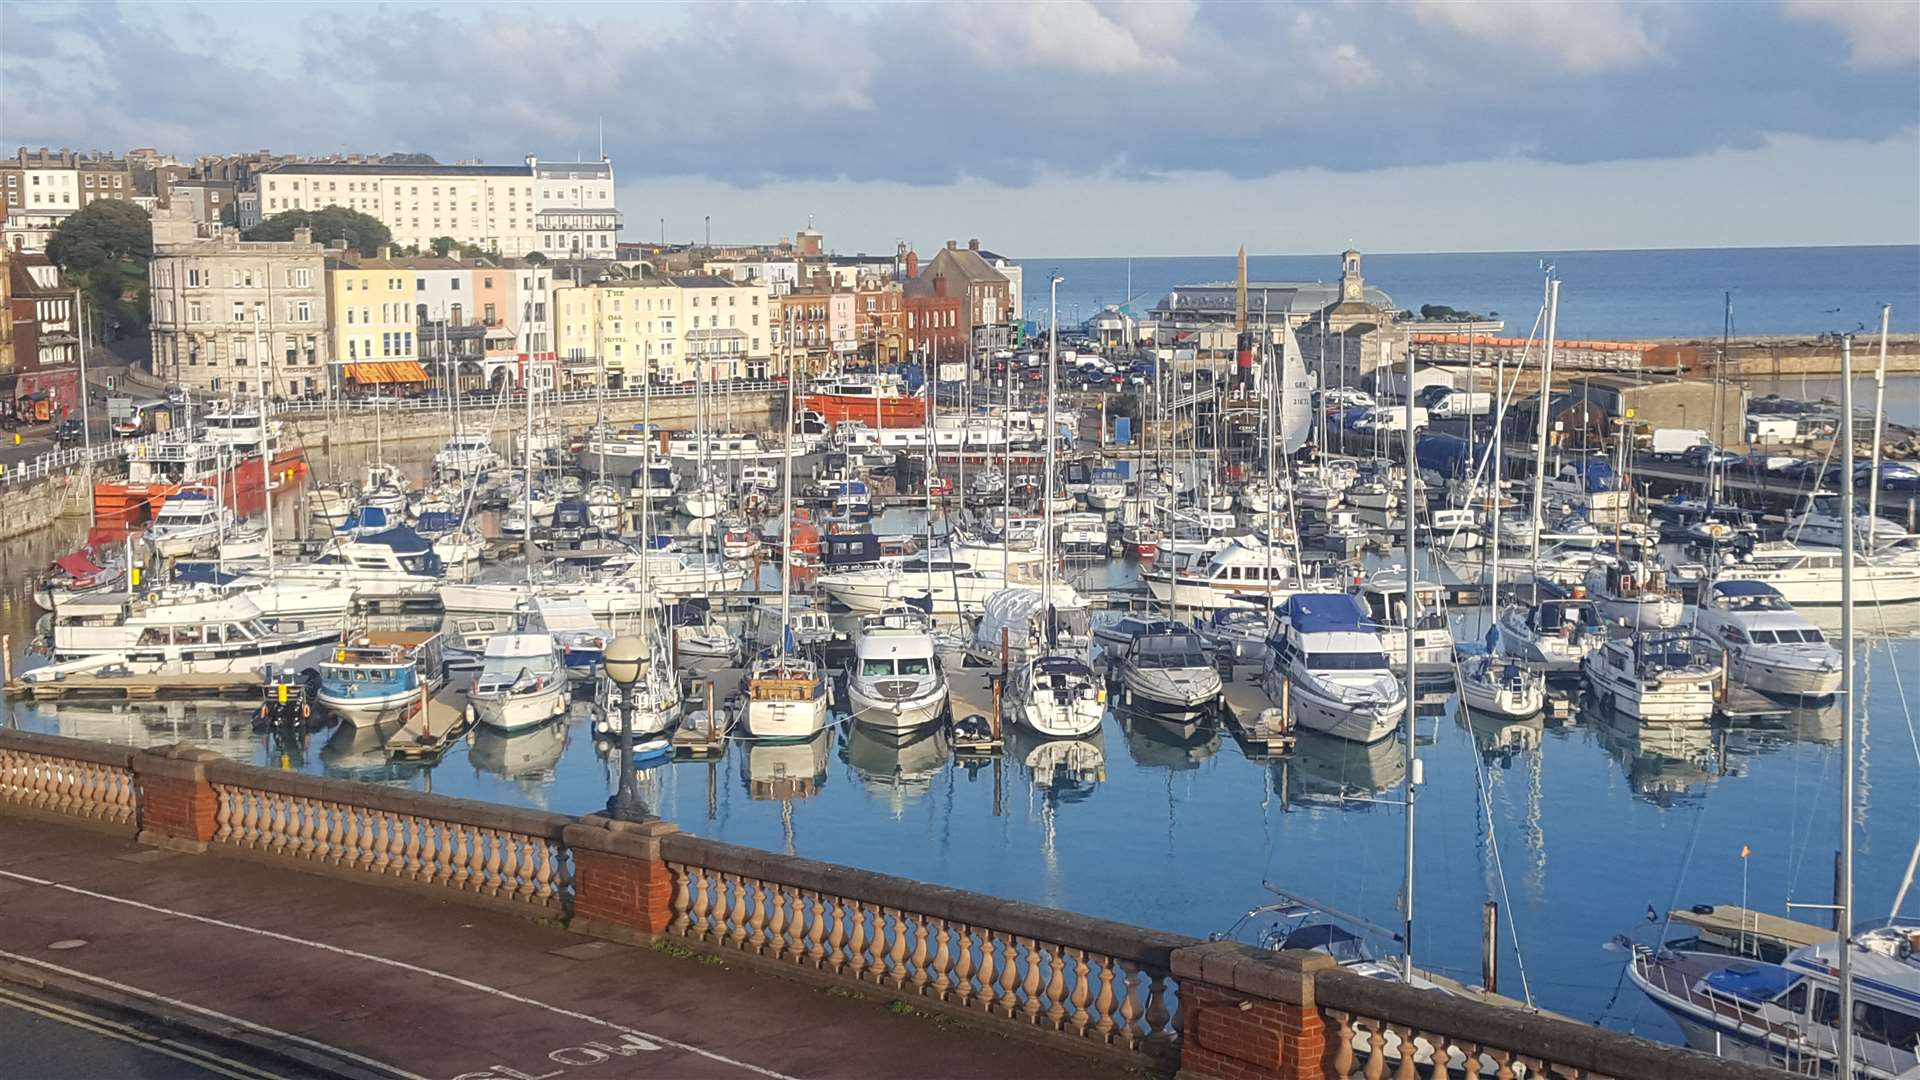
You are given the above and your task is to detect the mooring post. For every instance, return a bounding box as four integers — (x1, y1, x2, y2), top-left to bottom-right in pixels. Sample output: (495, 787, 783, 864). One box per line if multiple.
(1481, 900, 1499, 994)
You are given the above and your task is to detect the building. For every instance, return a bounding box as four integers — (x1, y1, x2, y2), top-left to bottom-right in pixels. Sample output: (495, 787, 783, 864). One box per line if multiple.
(1294, 250, 1409, 387)
(0, 202, 12, 377)
(670, 274, 767, 381)
(254, 156, 620, 260)
(912, 239, 1012, 334)
(1566, 374, 1746, 449)
(165, 180, 239, 226)
(147, 207, 331, 396)
(977, 247, 1022, 322)
(853, 278, 903, 365)
(532, 158, 621, 260)
(5, 251, 82, 422)
(901, 281, 964, 362)
(484, 260, 554, 390)
(1, 147, 134, 252)
(553, 271, 769, 386)
(325, 247, 423, 392)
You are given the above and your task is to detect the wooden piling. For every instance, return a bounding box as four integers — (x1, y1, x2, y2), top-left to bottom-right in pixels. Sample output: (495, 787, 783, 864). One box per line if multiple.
(1481, 901, 1499, 994)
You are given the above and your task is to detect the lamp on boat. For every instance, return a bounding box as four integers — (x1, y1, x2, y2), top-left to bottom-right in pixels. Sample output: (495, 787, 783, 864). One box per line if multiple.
(603, 636, 651, 821)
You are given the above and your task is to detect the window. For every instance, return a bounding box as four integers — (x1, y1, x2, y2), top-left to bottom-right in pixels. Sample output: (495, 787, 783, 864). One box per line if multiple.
(231, 301, 246, 322)
(416, 278, 426, 291)
(296, 300, 312, 322)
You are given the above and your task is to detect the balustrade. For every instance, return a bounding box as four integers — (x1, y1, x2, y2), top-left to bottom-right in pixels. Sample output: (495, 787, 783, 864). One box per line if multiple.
(0, 739, 137, 827)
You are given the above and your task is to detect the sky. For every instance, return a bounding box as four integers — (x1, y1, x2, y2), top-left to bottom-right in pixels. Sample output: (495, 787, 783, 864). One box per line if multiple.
(2, 0, 1916, 257)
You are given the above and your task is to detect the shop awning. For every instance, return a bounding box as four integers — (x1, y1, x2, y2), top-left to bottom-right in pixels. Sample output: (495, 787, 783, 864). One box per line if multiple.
(345, 362, 429, 385)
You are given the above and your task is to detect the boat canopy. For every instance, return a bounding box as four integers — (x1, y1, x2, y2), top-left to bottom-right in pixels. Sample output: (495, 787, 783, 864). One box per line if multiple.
(1413, 434, 1483, 479)
(1702, 964, 1797, 1004)
(363, 526, 432, 556)
(822, 532, 883, 568)
(1281, 593, 1374, 634)
(1561, 457, 1618, 493)
(54, 552, 102, 578)
(174, 563, 242, 587)
(1709, 580, 1783, 599)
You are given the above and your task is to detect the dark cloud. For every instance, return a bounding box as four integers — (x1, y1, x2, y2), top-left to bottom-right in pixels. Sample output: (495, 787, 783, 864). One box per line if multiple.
(2, 1, 1914, 184)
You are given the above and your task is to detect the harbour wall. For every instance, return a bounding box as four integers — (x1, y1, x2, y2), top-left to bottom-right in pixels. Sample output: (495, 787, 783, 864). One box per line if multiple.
(290, 390, 780, 456)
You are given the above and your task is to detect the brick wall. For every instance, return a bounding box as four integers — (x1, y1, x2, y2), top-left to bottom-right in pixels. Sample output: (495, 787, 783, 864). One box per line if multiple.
(563, 817, 679, 941)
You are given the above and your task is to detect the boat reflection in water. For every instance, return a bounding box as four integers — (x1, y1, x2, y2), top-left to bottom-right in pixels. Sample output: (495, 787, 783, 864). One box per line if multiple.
(1458, 706, 1543, 769)
(1276, 730, 1407, 808)
(1591, 711, 1719, 807)
(471, 719, 568, 782)
(1118, 706, 1220, 770)
(319, 717, 421, 784)
(1009, 725, 1106, 804)
(17, 701, 265, 764)
(742, 727, 833, 801)
(842, 723, 948, 815)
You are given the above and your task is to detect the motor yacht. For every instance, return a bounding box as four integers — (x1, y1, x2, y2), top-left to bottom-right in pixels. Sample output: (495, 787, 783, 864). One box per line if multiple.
(317, 631, 447, 726)
(845, 608, 949, 735)
(256, 525, 445, 602)
(819, 554, 1048, 618)
(1714, 541, 1920, 606)
(740, 655, 831, 741)
(40, 590, 335, 676)
(1262, 593, 1407, 744)
(1692, 580, 1842, 698)
(1007, 654, 1105, 739)
(1581, 629, 1722, 723)
(1196, 607, 1271, 666)
(1585, 552, 1686, 630)
(433, 433, 502, 476)
(1785, 491, 1913, 551)
(1115, 629, 1222, 717)
(1142, 536, 1305, 611)
(469, 632, 570, 732)
(1350, 571, 1456, 687)
(145, 488, 232, 558)
(1059, 513, 1109, 559)
(1085, 470, 1127, 512)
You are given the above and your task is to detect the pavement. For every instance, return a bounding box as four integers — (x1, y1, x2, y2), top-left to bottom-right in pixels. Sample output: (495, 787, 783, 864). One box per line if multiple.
(0, 817, 1121, 1080)
(0, 979, 309, 1079)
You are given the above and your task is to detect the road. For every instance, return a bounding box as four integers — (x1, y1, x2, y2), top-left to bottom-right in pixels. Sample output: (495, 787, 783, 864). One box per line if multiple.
(0, 982, 299, 1079)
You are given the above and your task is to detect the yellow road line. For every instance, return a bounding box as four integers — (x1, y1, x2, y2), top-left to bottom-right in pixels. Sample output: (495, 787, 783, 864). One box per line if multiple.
(0, 984, 287, 1080)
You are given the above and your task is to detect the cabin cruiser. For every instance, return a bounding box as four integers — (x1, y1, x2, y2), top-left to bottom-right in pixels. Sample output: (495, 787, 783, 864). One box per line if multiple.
(1263, 593, 1407, 744)
(1059, 513, 1108, 559)
(317, 631, 447, 726)
(1115, 629, 1222, 718)
(469, 633, 569, 732)
(1713, 541, 1920, 606)
(1007, 654, 1105, 739)
(1692, 580, 1842, 698)
(740, 655, 831, 741)
(1085, 470, 1127, 512)
(1581, 630, 1722, 723)
(360, 463, 412, 516)
(625, 463, 677, 504)
(433, 433, 501, 476)
(1303, 510, 1368, 558)
(1785, 491, 1913, 551)
(1586, 552, 1686, 630)
(1196, 607, 1272, 665)
(965, 586, 1092, 669)
(1458, 649, 1545, 720)
(145, 488, 232, 558)
(845, 608, 949, 734)
(176, 567, 357, 634)
(533, 595, 609, 675)
(819, 553, 1049, 618)
(1628, 921, 1920, 1079)
(1091, 615, 1185, 662)
(1350, 572, 1456, 687)
(257, 525, 445, 602)
(1495, 586, 1605, 675)
(39, 590, 335, 676)
(1143, 537, 1306, 611)
(440, 550, 746, 620)
(667, 430, 767, 463)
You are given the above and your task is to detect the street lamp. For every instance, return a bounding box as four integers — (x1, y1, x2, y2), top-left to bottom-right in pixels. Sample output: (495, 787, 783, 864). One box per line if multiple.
(602, 635, 650, 820)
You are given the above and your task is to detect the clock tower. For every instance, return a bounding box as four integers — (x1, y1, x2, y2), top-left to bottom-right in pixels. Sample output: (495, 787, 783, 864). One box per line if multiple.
(1339, 248, 1364, 303)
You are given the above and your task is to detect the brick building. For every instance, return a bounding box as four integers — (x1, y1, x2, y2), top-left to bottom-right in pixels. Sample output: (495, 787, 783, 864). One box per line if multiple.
(5, 250, 82, 422)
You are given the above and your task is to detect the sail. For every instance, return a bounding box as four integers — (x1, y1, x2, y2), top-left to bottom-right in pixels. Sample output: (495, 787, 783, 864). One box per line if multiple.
(1278, 324, 1316, 454)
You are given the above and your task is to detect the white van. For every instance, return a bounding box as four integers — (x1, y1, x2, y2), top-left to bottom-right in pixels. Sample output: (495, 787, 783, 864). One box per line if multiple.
(1429, 391, 1493, 418)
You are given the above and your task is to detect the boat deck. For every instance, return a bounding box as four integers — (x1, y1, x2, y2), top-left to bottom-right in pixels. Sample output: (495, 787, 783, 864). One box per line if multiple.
(1668, 905, 1830, 959)
(9, 670, 264, 701)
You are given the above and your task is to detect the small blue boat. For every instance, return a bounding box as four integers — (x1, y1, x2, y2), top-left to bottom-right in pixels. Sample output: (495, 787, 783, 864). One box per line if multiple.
(317, 631, 447, 726)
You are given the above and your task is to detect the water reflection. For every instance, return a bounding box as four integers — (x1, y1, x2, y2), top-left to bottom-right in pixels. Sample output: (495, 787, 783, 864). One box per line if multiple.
(320, 718, 423, 784)
(1009, 726, 1106, 803)
(1118, 707, 1221, 769)
(1459, 707, 1543, 768)
(1591, 710, 1720, 807)
(842, 723, 948, 815)
(741, 728, 833, 801)
(471, 720, 568, 783)
(1276, 730, 1407, 807)
(15, 700, 262, 763)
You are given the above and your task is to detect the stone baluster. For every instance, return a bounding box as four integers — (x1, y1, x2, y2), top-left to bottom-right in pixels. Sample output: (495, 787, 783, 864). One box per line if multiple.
(667, 864, 691, 933)
(1326, 1009, 1356, 1078)
(76, 762, 98, 816)
(998, 935, 1021, 1019)
(1020, 937, 1044, 1025)
(1069, 948, 1092, 1036)
(908, 913, 931, 994)
(355, 805, 377, 870)
(886, 909, 910, 989)
(1116, 961, 1142, 1049)
(765, 884, 788, 959)
(212, 785, 234, 842)
(827, 896, 848, 974)
(930, 918, 952, 998)
(400, 814, 421, 878)
(973, 930, 998, 1013)
(692, 870, 714, 940)
(451, 821, 471, 885)
(1390, 1024, 1418, 1080)
(805, 891, 827, 967)
(270, 792, 291, 853)
(847, 901, 870, 980)
(1143, 971, 1171, 1043)
(1361, 1019, 1388, 1080)
(536, 839, 558, 902)
(1092, 954, 1116, 1043)
(297, 797, 319, 857)
(747, 877, 768, 952)
(726, 874, 750, 949)
(1044, 943, 1068, 1030)
(1488, 1049, 1516, 1080)
(240, 787, 261, 847)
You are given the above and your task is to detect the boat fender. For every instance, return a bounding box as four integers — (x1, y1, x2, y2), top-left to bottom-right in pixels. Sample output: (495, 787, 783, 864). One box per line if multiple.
(1690, 904, 1715, 915)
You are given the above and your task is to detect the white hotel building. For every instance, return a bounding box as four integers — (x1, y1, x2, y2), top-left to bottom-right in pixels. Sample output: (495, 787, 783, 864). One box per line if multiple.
(251, 156, 621, 259)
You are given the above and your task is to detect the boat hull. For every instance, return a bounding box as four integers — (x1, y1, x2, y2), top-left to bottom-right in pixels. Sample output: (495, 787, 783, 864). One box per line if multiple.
(803, 393, 926, 429)
(742, 696, 831, 741)
(95, 447, 307, 525)
(472, 684, 568, 732)
(847, 681, 948, 733)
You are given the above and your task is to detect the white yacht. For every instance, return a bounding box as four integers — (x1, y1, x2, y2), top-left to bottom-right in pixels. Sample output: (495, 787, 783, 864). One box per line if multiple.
(1006, 654, 1105, 739)
(1629, 922, 1920, 1079)
(433, 433, 502, 476)
(1715, 541, 1920, 606)
(1692, 580, 1842, 698)
(146, 488, 232, 558)
(590, 632, 680, 742)
(1350, 571, 1456, 682)
(740, 655, 832, 741)
(964, 586, 1092, 668)
(1496, 589, 1606, 674)
(1085, 471, 1127, 512)
(1785, 492, 1913, 551)
(1458, 652, 1545, 720)
(819, 554, 1048, 618)
(469, 633, 569, 732)
(1058, 513, 1109, 559)
(1142, 537, 1305, 611)
(584, 480, 625, 532)
(254, 525, 445, 602)
(666, 431, 766, 462)
(1585, 553, 1686, 630)
(1262, 593, 1407, 744)
(1581, 630, 1722, 723)
(1115, 629, 1222, 718)
(39, 590, 334, 676)
(845, 608, 949, 735)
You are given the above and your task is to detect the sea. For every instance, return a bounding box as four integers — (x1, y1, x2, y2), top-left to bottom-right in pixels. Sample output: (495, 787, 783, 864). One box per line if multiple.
(1022, 245, 1920, 342)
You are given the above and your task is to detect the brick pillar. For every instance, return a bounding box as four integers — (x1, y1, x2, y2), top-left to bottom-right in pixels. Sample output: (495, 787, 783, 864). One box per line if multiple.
(132, 744, 225, 854)
(563, 815, 680, 943)
(1171, 943, 1335, 1080)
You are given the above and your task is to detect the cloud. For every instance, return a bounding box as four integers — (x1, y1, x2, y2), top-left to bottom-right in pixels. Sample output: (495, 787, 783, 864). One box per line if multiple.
(1407, 0, 1664, 73)
(1783, 0, 1920, 68)
(941, 0, 1193, 76)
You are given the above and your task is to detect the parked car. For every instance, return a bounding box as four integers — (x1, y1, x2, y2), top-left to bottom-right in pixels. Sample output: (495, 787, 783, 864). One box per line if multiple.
(1681, 444, 1741, 468)
(52, 419, 86, 447)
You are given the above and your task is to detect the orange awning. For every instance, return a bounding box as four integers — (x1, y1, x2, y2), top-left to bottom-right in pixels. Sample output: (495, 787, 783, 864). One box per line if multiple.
(345, 361, 429, 385)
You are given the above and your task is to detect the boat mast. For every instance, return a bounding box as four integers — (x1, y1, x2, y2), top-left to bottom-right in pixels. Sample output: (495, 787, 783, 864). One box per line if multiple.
(1867, 305, 1889, 542)
(780, 336, 795, 660)
(523, 342, 535, 575)
(1837, 334, 1857, 1080)
(1528, 275, 1560, 584)
(253, 307, 275, 580)
(1042, 274, 1062, 616)
(1401, 302, 1418, 985)
(1263, 292, 1276, 601)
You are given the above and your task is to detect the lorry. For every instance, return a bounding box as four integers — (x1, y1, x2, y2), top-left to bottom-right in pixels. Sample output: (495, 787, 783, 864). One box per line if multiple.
(1650, 428, 1711, 461)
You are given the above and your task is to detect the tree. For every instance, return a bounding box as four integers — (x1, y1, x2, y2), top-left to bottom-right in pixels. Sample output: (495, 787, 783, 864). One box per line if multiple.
(245, 206, 391, 256)
(47, 200, 153, 338)
(523, 251, 548, 266)
(430, 235, 457, 258)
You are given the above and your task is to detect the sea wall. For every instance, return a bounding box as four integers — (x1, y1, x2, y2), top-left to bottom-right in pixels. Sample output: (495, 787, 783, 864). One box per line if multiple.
(288, 390, 780, 455)
(2, 471, 93, 539)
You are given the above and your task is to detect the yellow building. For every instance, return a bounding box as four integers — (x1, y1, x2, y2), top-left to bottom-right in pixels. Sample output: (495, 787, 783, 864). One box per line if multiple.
(554, 277, 678, 387)
(326, 249, 425, 390)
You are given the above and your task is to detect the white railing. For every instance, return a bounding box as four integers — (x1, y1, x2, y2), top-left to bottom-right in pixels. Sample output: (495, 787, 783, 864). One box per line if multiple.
(267, 379, 789, 416)
(0, 431, 167, 490)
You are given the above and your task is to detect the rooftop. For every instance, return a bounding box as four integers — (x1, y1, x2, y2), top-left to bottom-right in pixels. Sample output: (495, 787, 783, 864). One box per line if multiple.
(262, 161, 532, 177)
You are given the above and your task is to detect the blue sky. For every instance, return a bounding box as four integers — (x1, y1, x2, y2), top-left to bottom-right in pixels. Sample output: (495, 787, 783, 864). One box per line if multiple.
(2, 1, 1915, 256)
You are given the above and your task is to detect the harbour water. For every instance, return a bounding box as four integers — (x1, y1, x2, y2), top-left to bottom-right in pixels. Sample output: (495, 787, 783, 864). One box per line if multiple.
(3, 448, 1915, 1050)
(1028, 245, 1920, 340)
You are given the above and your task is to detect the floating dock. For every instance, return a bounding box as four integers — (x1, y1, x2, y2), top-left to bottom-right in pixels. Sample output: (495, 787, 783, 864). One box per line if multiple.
(1666, 904, 1830, 963)
(1219, 664, 1293, 757)
(9, 670, 265, 702)
(386, 686, 476, 762)
(946, 664, 1006, 756)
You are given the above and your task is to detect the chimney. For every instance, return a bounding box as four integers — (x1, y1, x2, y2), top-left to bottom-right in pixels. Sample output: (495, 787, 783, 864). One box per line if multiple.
(378, 244, 392, 261)
(293, 226, 312, 246)
(968, 238, 979, 252)
(945, 239, 957, 250)
(904, 250, 919, 279)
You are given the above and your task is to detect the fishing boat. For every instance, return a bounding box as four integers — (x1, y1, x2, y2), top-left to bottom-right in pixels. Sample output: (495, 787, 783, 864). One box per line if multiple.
(144, 488, 232, 558)
(1262, 592, 1407, 744)
(802, 371, 926, 429)
(1692, 580, 1842, 698)
(1006, 654, 1105, 739)
(93, 423, 305, 525)
(1581, 630, 1722, 723)
(316, 631, 447, 726)
(1114, 629, 1221, 717)
(40, 590, 335, 676)
(845, 608, 949, 735)
(469, 632, 569, 732)
(1628, 922, 1920, 1078)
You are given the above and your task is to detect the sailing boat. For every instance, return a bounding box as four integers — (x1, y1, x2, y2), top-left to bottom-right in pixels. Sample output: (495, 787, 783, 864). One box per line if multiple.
(1008, 274, 1105, 741)
(1463, 335, 1545, 719)
(742, 344, 831, 742)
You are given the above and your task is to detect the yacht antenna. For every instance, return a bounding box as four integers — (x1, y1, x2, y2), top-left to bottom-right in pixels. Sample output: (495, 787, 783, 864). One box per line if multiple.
(1867, 305, 1890, 539)
(1400, 303, 1419, 985)
(1837, 334, 1857, 1080)
(1528, 276, 1560, 584)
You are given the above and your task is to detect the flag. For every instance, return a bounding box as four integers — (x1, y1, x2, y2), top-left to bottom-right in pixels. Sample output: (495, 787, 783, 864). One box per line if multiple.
(1740, 845, 1750, 859)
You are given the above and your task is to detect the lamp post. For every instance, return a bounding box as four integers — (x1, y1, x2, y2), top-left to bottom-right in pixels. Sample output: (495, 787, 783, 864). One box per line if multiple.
(602, 636, 649, 820)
